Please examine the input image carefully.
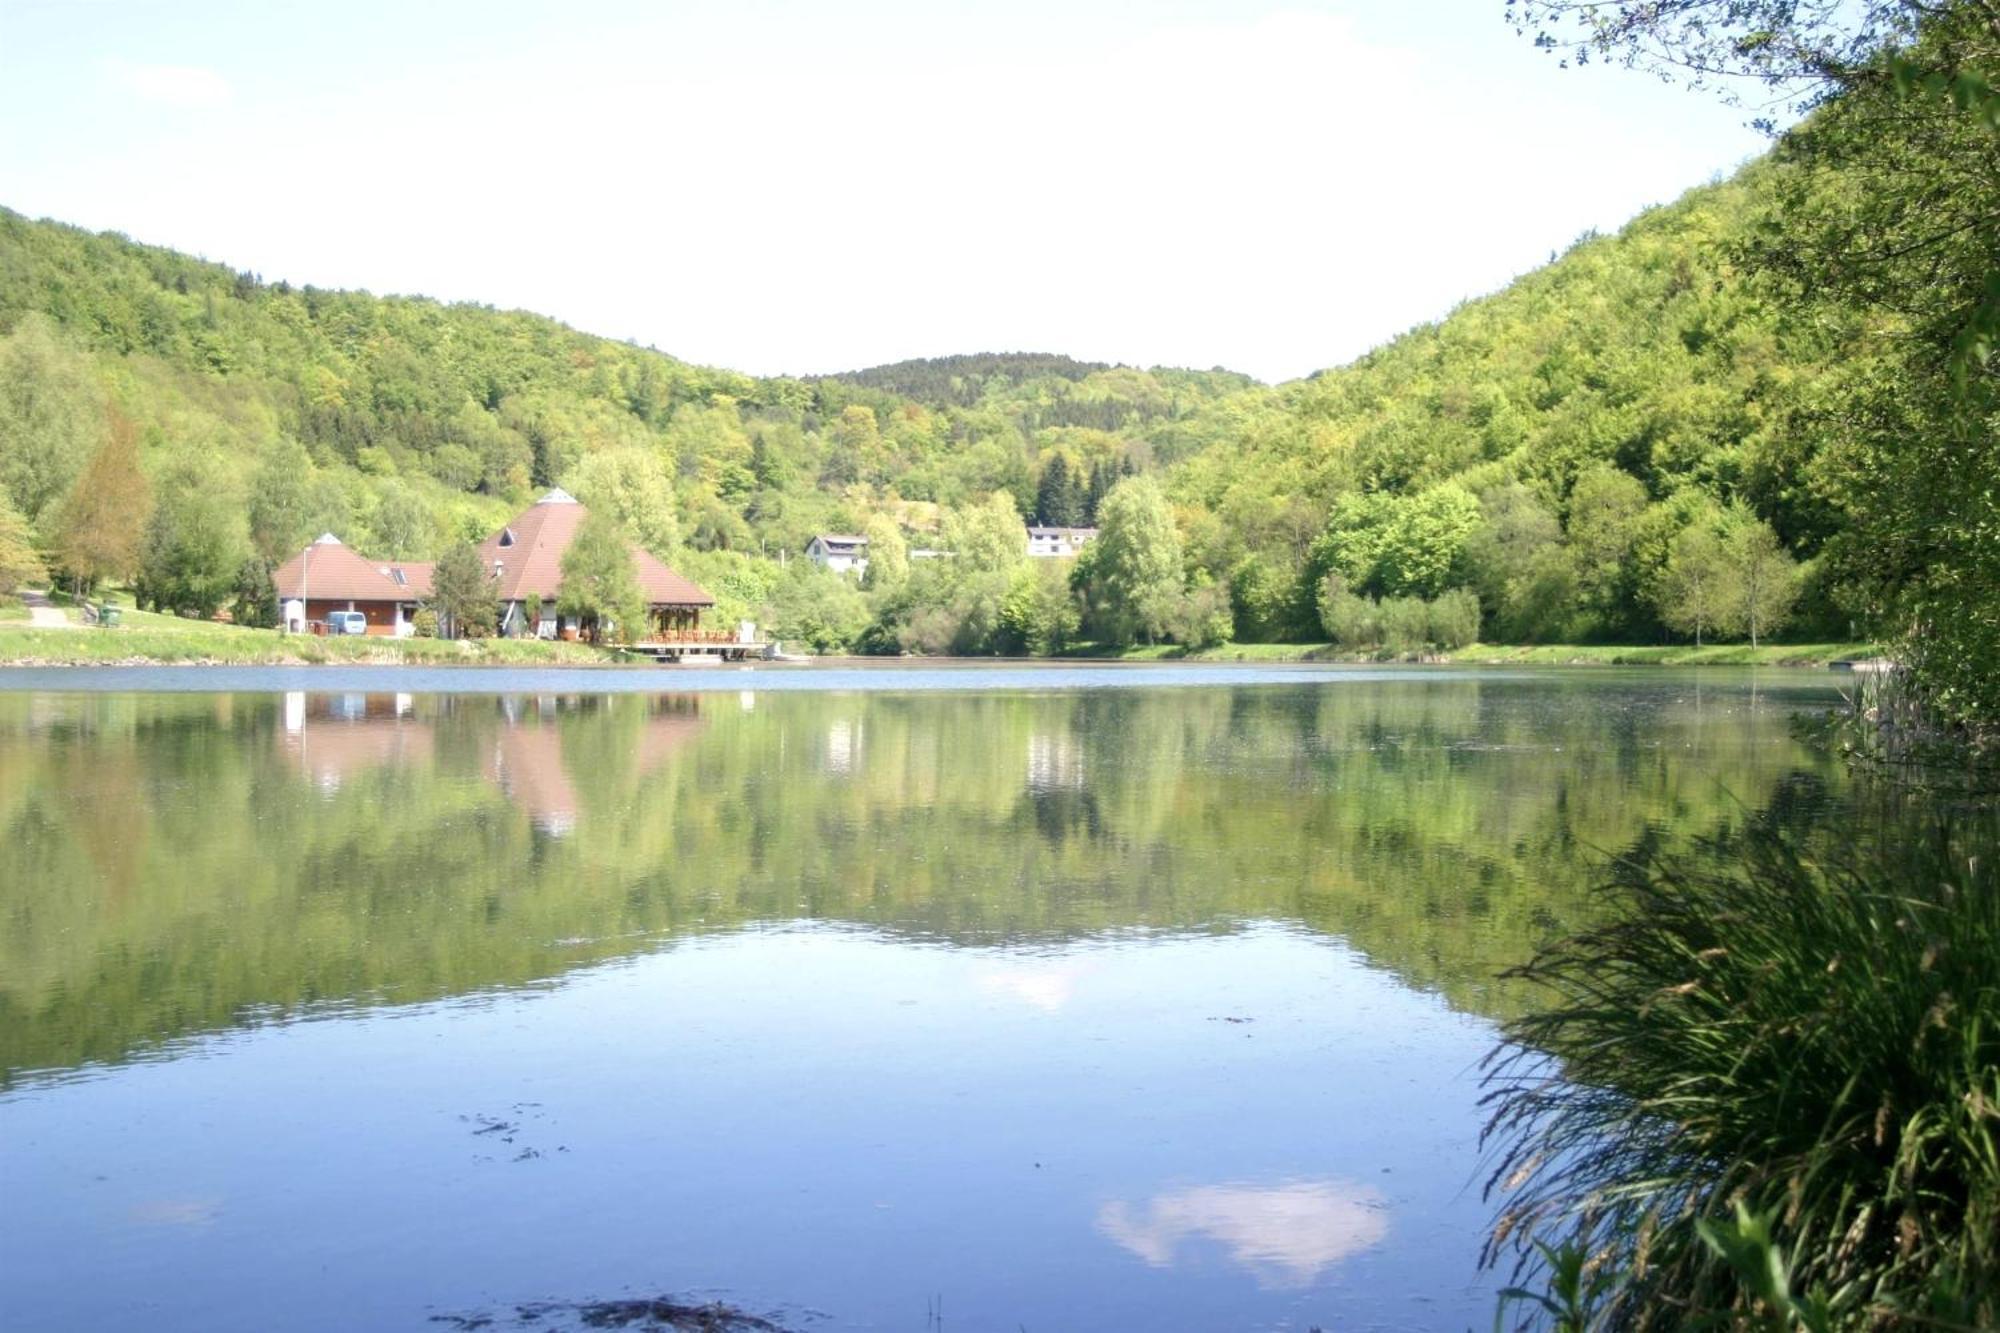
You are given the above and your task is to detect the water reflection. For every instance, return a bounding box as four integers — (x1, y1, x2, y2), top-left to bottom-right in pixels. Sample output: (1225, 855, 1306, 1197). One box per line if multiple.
(0, 671, 1853, 1331)
(977, 960, 1096, 1013)
(128, 1198, 225, 1230)
(279, 690, 706, 834)
(1098, 1180, 1391, 1286)
(281, 690, 428, 792)
(0, 673, 1842, 1088)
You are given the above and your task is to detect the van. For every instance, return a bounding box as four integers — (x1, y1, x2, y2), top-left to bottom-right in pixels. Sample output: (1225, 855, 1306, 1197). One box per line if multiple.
(328, 611, 369, 636)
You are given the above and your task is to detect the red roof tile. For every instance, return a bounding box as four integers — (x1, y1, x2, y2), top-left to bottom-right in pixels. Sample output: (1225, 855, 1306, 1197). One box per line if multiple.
(477, 490, 713, 607)
(273, 536, 433, 602)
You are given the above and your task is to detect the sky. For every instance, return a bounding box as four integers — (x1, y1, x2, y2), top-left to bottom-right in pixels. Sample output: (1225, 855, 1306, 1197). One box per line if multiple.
(0, 1, 1777, 384)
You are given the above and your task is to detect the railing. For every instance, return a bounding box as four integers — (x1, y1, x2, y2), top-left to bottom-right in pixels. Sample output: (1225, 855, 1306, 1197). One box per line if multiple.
(639, 629, 745, 645)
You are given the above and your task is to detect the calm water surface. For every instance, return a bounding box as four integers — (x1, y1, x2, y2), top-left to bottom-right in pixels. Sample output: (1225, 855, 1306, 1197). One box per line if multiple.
(0, 665, 1846, 1330)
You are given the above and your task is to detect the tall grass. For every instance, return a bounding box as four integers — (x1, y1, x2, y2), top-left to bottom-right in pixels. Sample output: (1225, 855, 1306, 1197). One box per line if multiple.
(1823, 668, 2000, 800)
(1481, 802, 2000, 1328)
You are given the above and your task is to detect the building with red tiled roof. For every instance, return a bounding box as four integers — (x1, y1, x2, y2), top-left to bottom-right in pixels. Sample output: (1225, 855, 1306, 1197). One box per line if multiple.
(270, 491, 714, 640)
(479, 489, 714, 638)
(272, 535, 434, 636)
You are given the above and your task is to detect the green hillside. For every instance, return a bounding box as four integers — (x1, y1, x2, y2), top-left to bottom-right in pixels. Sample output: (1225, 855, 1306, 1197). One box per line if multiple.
(0, 29, 1989, 706)
(0, 207, 1256, 638)
(829, 352, 1115, 401)
(0, 175, 1873, 654)
(1171, 169, 1858, 643)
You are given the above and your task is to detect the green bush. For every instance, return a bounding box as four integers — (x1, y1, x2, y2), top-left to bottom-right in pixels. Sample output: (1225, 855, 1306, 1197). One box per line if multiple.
(1317, 572, 1380, 648)
(1171, 577, 1235, 651)
(410, 608, 439, 639)
(1427, 587, 1482, 650)
(1482, 804, 2000, 1328)
(1378, 596, 1430, 654)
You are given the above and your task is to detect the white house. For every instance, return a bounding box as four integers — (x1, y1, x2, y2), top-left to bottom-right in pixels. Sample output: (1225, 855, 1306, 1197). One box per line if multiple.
(806, 534, 869, 577)
(1025, 526, 1097, 559)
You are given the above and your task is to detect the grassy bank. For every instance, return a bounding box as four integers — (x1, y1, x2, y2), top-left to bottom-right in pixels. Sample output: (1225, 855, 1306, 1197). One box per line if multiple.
(1062, 640, 1880, 667)
(1443, 641, 1879, 667)
(0, 621, 619, 666)
(0, 614, 1883, 670)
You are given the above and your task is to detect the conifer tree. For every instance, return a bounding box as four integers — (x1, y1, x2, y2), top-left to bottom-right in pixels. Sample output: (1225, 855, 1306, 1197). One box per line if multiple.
(427, 542, 498, 639)
(1036, 454, 1082, 527)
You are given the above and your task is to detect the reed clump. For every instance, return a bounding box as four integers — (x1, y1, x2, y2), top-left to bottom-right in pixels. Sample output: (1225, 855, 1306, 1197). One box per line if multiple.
(1481, 806, 2000, 1328)
(1825, 668, 2000, 799)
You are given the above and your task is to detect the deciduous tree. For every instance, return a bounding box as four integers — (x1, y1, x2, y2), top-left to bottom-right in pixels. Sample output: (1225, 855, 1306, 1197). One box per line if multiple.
(0, 492, 46, 596)
(367, 482, 432, 560)
(136, 457, 249, 618)
(564, 447, 679, 556)
(0, 314, 102, 528)
(1084, 476, 1184, 646)
(557, 511, 643, 643)
(946, 492, 1027, 575)
(248, 440, 343, 565)
(50, 408, 150, 594)
(1567, 463, 1648, 630)
(860, 513, 908, 590)
(999, 561, 1082, 655)
(428, 541, 498, 639)
(1657, 521, 1732, 646)
(1720, 510, 1800, 648)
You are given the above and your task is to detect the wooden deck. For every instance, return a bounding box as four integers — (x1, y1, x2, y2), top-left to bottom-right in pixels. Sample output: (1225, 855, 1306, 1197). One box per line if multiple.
(622, 636, 771, 663)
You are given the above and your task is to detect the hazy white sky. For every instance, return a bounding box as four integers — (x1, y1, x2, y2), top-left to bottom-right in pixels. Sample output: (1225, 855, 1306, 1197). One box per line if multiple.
(0, 1, 1772, 383)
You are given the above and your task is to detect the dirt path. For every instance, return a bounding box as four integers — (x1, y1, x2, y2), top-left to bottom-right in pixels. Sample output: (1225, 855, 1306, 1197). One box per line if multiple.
(21, 590, 76, 629)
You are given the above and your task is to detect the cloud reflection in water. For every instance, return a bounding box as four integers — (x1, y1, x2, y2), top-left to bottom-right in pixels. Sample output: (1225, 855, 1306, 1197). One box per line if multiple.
(1097, 1180, 1389, 1287)
(976, 961, 1096, 1013)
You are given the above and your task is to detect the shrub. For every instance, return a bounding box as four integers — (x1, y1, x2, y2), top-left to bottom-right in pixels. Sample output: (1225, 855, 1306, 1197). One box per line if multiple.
(1318, 572, 1380, 648)
(1427, 586, 1482, 650)
(1170, 577, 1235, 651)
(1378, 596, 1430, 654)
(411, 608, 439, 638)
(1482, 804, 2000, 1328)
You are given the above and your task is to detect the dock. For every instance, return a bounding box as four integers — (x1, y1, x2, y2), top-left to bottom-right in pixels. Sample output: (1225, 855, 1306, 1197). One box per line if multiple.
(621, 634, 772, 664)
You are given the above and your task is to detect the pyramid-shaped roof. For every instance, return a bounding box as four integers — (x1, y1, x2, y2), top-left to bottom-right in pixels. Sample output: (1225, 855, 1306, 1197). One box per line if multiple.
(477, 490, 713, 607)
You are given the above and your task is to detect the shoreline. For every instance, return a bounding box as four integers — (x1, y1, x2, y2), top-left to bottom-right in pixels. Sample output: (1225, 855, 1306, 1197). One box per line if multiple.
(0, 623, 1880, 671)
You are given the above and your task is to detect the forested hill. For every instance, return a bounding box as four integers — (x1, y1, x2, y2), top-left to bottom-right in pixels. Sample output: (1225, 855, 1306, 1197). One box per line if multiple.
(829, 353, 1115, 400)
(0, 129, 1945, 666)
(0, 205, 1256, 611)
(1168, 165, 1872, 644)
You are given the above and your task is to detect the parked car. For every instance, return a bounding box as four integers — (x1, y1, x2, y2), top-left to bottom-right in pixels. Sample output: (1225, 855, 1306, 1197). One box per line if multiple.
(328, 611, 369, 636)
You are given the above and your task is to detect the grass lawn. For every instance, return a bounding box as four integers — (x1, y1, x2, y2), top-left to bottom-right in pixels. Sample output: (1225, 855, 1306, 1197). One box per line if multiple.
(1442, 641, 1881, 667)
(1062, 640, 1882, 667)
(0, 615, 623, 666)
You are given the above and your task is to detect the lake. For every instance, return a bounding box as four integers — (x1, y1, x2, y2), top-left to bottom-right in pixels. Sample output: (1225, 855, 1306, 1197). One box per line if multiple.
(0, 664, 1847, 1331)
